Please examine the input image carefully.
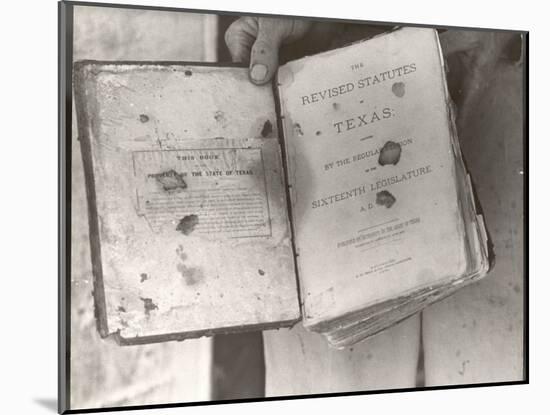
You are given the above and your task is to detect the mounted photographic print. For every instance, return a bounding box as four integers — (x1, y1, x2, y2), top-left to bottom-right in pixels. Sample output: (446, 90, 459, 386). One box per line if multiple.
(58, 1, 527, 413)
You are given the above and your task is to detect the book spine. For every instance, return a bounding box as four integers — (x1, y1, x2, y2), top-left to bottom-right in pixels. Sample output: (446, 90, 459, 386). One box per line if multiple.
(272, 72, 304, 322)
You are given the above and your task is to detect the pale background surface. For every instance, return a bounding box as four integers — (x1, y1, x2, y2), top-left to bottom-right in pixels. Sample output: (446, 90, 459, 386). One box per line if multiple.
(0, 0, 544, 414)
(68, 3, 524, 409)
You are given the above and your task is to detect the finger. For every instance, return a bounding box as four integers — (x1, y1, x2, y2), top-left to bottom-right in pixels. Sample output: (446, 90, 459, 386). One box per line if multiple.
(281, 19, 312, 44)
(224, 17, 259, 63)
(248, 18, 289, 85)
(249, 18, 312, 84)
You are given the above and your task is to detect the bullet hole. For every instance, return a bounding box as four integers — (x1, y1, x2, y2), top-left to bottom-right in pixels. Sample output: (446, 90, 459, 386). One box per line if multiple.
(176, 214, 199, 235)
(258, 269, 265, 276)
(140, 273, 148, 283)
(184, 70, 193, 76)
(214, 110, 225, 123)
(294, 123, 304, 136)
(261, 120, 273, 137)
(333, 102, 340, 110)
(392, 82, 405, 97)
(152, 169, 187, 192)
(117, 306, 126, 313)
(139, 114, 150, 123)
(376, 190, 396, 208)
(140, 297, 158, 316)
(260, 49, 266, 54)
(315, 131, 322, 136)
(378, 141, 402, 166)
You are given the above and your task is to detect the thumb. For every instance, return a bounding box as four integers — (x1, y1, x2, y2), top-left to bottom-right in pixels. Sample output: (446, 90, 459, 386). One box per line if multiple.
(248, 18, 287, 85)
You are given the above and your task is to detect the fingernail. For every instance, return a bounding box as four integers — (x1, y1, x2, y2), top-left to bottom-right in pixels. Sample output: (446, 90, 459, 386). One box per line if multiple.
(250, 64, 268, 82)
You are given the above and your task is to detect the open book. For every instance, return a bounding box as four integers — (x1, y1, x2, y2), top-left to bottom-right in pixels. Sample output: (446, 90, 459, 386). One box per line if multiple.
(74, 27, 491, 348)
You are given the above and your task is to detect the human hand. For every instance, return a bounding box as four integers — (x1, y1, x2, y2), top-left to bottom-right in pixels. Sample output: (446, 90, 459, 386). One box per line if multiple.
(224, 16, 311, 85)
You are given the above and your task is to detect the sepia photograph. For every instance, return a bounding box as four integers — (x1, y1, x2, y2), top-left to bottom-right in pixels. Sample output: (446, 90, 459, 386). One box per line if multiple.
(58, 1, 526, 413)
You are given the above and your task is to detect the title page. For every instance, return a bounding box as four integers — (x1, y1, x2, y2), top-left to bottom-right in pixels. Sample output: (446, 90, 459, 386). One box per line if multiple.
(278, 28, 467, 326)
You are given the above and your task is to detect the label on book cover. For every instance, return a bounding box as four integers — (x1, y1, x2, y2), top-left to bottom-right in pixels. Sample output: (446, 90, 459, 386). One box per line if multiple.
(132, 146, 271, 238)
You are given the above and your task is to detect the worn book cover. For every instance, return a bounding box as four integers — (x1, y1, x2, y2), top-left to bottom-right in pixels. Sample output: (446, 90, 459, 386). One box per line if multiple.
(74, 63, 300, 345)
(74, 27, 491, 347)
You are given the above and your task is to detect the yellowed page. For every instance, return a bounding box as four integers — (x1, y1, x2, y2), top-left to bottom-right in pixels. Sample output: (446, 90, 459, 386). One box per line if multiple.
(277, 27, 467, 327)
